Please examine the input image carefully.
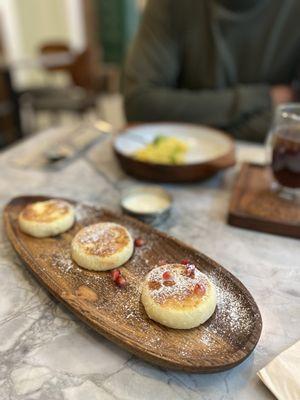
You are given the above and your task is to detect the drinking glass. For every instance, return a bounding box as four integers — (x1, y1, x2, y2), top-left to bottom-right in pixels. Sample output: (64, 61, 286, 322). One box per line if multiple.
(266, 103, 300, 200)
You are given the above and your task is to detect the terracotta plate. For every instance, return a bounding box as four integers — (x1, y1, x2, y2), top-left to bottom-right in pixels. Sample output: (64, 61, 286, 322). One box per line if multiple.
(4, 196, 262, 373)
(114, 123, 235, 182)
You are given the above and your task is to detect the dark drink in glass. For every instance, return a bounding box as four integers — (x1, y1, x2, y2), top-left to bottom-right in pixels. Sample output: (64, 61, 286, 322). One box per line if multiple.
(266, 103, 300, 200)
(272, 128, 300, 189)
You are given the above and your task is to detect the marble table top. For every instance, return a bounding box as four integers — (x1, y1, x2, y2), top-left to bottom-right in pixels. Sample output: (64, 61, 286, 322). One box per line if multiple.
(0, 127, 299, 400)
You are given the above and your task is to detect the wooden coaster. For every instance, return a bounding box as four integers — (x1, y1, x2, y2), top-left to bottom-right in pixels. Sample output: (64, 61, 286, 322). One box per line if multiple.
(228, 163, 300, 238)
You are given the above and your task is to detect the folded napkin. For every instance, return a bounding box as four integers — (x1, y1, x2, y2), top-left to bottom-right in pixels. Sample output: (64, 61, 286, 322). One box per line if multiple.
(257, 341, 300, 400)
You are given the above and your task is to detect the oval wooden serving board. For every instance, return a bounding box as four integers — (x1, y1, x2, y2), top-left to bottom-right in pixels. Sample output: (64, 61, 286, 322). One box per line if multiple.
(4, 196, 262, 373)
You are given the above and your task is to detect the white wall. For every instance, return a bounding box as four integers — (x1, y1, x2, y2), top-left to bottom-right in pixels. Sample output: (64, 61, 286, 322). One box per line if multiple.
(0, 0, 86, 88)
(0, 0, 24, 84)
(65, 0, 86, 51)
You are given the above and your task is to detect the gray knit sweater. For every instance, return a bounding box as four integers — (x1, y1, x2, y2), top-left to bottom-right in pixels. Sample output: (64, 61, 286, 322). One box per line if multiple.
(124, 0, 300, 141)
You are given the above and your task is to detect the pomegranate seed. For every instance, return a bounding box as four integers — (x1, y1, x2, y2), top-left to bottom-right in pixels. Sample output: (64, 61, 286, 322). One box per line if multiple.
(111, 269, 126, 288)
(186, 264, 195, 278)
(181, 258, 190, 265)
(135, 238, 145, 247)
(111, 269, 121, 281)
(162, 271, 171, 280)
(194, 283, 206, 296)
(116, 275, 126, 288)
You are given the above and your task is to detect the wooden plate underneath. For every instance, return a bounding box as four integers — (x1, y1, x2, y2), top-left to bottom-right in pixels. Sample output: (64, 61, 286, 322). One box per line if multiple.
(228, 163, 300, 238)
(4, 196, 262, 372)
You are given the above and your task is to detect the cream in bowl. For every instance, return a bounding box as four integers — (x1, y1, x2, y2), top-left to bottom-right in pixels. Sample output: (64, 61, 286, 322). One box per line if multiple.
(121, 186, 172, 225)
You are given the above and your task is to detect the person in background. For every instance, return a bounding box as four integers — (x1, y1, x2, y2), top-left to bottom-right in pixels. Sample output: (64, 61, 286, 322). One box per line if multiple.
(123, 0, 300, 142)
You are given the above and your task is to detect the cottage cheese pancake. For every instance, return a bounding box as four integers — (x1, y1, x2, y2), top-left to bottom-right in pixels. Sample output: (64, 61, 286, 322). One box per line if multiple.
(71, 222, 134, 271)
(141, 264, 216, 329)
(18, 199, 75, 238)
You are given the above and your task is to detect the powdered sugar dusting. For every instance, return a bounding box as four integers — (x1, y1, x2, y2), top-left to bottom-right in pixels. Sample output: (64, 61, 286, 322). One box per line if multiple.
(214, 284, 254, 334)
(194, 270, 257, 349)
(74, 222, 131, 257)
(52, 250, 79, 273)
(75, 203, 93, 223)
(145, 264, 211, 304)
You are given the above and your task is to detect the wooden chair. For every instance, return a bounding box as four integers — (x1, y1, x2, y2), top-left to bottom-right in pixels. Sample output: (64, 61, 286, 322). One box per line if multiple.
(19, 43, 98, 129)
(0, 67, 22, 148)
(39, 42, 74, 73)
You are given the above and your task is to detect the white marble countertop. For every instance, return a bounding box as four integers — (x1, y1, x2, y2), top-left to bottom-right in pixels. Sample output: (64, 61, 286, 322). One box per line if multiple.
(0, 127, 299, 400)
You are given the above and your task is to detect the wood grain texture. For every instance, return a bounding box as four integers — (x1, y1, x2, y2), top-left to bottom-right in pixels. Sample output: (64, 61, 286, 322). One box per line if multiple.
(228, 163, 300, 238)
(4, 195, 262, 373)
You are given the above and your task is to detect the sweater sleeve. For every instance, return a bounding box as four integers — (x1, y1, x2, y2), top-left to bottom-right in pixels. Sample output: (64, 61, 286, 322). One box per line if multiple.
(123, 0, 272, 130)
(227, 110, 273, 142)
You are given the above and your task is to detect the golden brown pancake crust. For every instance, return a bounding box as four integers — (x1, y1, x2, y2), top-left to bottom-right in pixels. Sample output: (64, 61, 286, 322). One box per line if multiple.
(21, 200, 71, 223)
(73, 223, 131, 257)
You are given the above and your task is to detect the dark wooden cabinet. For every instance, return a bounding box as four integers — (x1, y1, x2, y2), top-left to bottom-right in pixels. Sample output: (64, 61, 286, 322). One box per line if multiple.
(0, 67, 22, 148)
